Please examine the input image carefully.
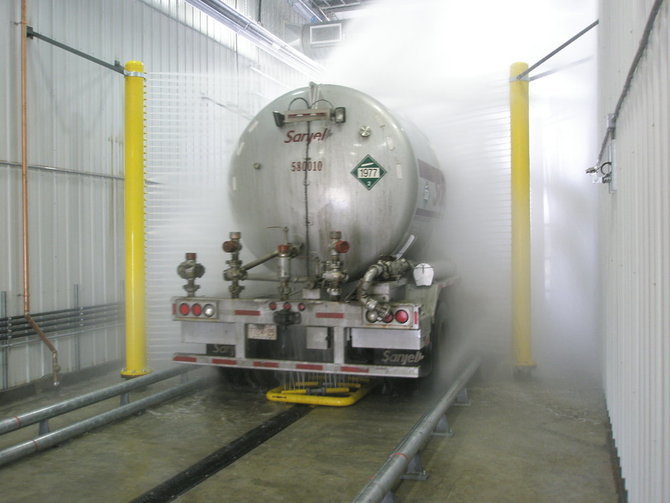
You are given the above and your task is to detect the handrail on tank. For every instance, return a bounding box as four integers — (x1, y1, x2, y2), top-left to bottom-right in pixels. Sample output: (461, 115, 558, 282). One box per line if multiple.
(0, 365, 194, 436)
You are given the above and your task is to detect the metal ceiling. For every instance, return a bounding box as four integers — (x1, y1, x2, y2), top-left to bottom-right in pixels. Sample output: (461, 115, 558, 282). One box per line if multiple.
(308, 0, 373, 18)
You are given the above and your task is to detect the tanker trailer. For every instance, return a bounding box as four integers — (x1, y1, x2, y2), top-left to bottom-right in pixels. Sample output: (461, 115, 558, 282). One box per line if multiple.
(171, 83, 451, 379)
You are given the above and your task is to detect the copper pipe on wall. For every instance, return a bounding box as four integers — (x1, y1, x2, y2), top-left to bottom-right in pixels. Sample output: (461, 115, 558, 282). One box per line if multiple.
(20, 0, 60, 386)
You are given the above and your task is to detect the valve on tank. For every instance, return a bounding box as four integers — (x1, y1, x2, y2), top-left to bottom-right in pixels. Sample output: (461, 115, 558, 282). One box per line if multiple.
(177, 252, 205, 297)
(322, 231, 349, 300)
(222, 232, 245, 298)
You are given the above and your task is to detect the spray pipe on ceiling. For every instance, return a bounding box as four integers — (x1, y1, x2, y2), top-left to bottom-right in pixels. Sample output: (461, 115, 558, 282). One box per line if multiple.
(185, 0, 324, 76)
(289, 0, 329, 23)
(20, 0, 61, 387)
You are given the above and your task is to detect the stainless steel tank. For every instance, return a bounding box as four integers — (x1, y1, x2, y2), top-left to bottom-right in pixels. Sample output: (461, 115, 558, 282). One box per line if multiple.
(229, 84, 444, 279)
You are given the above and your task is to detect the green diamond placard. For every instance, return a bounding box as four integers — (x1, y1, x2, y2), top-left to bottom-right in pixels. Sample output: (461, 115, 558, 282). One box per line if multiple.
(351, 155, 386, 190)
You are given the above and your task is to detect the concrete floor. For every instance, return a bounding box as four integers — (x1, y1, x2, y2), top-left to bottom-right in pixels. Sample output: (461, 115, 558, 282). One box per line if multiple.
(0, 363, 618, 502)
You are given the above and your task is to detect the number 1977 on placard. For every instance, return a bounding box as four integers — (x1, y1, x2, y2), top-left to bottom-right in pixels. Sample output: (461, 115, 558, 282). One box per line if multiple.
(358, 167, 380, 178)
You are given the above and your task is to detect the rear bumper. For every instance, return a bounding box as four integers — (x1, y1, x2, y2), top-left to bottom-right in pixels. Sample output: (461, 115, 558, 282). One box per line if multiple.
(173, 353, 423, 378)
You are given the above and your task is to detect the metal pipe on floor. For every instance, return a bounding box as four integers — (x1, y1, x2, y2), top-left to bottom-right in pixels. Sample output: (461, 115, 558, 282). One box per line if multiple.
(20, 0, 61, 387)
(0, 374, 209, 468)
(352, 358, 481, 503)
(0, 366, 193, 436)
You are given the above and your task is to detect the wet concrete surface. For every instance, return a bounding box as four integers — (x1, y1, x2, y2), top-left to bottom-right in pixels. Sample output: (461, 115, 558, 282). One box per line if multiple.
(0, 363, 617, 502)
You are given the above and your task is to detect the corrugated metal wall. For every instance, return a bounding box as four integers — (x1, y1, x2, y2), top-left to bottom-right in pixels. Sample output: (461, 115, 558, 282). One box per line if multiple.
(0, 0, 312, 389)
(598, 1, 670, 501)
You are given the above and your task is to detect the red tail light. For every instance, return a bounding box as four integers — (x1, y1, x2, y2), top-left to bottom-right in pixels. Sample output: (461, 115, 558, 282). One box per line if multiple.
(179, 303, 190, 316)
(191, 303, 202, 316)
(394, 309, 409, 324)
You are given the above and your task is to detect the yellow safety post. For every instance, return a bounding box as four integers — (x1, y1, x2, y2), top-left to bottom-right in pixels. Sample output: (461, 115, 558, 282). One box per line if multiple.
(121, 61, 151, 378)
(510, 62, 536, 374)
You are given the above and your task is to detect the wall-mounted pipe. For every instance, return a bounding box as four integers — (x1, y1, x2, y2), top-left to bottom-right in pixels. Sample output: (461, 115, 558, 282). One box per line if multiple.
(121, 61, 150, 378)
(509, 62, 536, 374)
(20, 0, 61, 387)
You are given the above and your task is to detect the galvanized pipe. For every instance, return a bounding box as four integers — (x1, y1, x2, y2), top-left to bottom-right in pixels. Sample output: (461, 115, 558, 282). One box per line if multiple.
(241, 250, 280, 272)
(0, 160, 125, 181)
(352, 358, 480, 503)
(0, 292, 7, 391)
(0, 374, 208, 468)
(0, 366, 192, 436)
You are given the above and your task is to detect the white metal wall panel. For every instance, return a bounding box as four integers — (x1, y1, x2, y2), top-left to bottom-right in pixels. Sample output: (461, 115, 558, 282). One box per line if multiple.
(142, 1, 309, 360)
(1, 0, 311, 389)
(598, 1, 670, 501)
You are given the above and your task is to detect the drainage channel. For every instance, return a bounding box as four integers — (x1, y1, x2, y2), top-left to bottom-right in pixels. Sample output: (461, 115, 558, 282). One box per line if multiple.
(131, 404, 312, 502)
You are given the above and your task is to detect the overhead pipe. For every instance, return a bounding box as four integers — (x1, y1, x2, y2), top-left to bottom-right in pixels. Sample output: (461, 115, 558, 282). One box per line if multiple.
(289, 0, 329, 23)
(509, 62, 536, 374)
(121, 61, 150, 378)
(185, 0, 324, 75)
(20, 0, 61, 387)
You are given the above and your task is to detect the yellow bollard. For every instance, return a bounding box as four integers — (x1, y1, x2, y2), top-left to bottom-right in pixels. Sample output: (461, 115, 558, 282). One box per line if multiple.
(510, 63, 536, 373)
(121, 61, 151, 378)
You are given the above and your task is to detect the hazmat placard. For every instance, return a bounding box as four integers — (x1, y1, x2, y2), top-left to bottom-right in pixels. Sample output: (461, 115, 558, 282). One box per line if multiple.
(351, 155, 386, 190)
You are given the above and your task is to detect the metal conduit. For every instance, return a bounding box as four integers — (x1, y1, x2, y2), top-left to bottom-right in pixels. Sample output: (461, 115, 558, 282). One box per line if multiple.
(0, 160, 125, 181)
(352, 358, 481, 503)
(0, 366, 192, 436)
(0, 372, 207, 468)
(1, 303, 122, 340)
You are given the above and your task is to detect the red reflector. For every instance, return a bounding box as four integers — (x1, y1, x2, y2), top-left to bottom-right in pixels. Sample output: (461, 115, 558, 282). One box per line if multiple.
(395, 309, 409, 324)
(179, 303, 190, 316)
(334, 240, 350, 254)
(316, 312, 345, 319)
(191, 303, 202, 316)
(298, 303, 306, 311)
(340, 366, 369, 373)
(269, 302, 277, 311)
(283, 302, 292, 311)
(212, 358, 237, 365)
(253, 361, 280, 368)
(174, 355, 197, 362)
(414, 311, 419, 325)
(296, 363, 323, 371)
(234, 309, 261, 316)
(172, 303, 177, 315)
